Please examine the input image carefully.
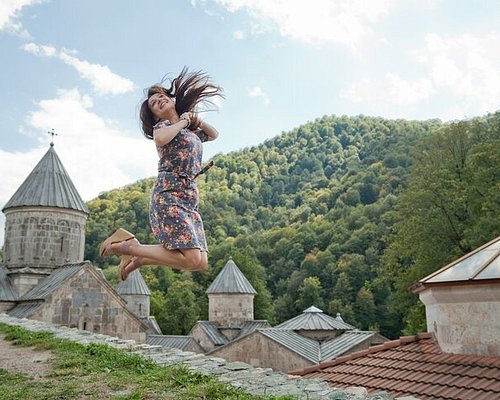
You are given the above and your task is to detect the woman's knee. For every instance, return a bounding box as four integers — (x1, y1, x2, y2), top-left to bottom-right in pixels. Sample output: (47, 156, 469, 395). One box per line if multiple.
(196, 254, 208, 271)
(183, 250, 206, 270)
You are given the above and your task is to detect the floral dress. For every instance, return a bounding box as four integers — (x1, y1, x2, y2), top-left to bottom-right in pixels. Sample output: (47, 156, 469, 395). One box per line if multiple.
(149, 120, 209, 251)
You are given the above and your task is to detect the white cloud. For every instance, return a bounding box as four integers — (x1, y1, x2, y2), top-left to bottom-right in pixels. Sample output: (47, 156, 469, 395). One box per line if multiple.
(0, 0, 43, 35)
(211, 0, 395, 49)
(23, 42, 56, 56)
(0, 89, 157, 214)
(249, 86, 270, 105)
(233, 30, 245, 40)
(0, 89, 158, 244)
(385, 74, 435, 105)
(341, 74, 434, 105)
(414, 32, 500, 114)
(23, 42, 135, 96)
(342, 32, 500, 119)
(1, 88, 157, 240)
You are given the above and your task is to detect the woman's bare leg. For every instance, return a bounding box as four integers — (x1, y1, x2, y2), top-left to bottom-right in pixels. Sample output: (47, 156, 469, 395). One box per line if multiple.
(120, 249, 208, 280)
(110, 242, 207, 271)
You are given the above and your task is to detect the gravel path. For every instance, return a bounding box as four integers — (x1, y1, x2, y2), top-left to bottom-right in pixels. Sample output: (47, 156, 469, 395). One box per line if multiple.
(0, 334, 53, 379)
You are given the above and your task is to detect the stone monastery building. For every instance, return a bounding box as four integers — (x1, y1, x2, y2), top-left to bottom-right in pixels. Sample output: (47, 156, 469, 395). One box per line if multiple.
(0, 143, 159, 341)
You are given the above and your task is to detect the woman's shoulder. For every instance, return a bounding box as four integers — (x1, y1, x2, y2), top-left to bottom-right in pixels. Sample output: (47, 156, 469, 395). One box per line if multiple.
(153, 119, 171, 130)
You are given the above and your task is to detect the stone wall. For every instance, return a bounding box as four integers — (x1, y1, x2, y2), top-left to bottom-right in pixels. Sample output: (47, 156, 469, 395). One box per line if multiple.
(420, 282, 500, 356)
(184, 339, 206, 353)
(8, 271, 50, 297)
(3, 207, 87, 271)
(208, 293, 254, 325)
(0, 313, 404, 400)
(189, 322, 217, 352)
(210, 331, 313, 372)
(29, 266, 147, 342)
(120, 294, 150, 318)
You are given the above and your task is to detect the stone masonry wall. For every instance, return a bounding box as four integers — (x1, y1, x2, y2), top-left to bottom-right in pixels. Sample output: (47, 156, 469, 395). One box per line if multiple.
(210, 331, 314, 372)
(208, 293, 254, 325)
(3, 207, 87, 270)
(189, 323, 217, 352)
(29, 267, 146, 342)
(420, 283, 500, 356)
(120, 294, 150, 319)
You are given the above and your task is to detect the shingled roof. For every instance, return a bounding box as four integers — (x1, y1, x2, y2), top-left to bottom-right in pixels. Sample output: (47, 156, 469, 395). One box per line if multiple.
(0, 266, 17, 301)
(17, 262, 86, 301)
(146, 335, 198, 350)
(6, 262, 86, 318)
(275, 306, 355, 331)
(206, 258, 257, 294)
(292, 333, 500, 400)
(2, 144, 88, 213)
(192, 321, 230, 346)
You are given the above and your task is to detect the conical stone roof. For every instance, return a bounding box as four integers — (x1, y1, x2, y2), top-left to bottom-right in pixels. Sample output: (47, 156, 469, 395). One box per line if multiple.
(115, 270, 151, 295)
(206, 257, 257, 294)
(2, 144, 88, 213)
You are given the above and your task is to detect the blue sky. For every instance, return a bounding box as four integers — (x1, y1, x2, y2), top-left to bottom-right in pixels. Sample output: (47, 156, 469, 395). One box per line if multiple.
(1, 0, 500, 245)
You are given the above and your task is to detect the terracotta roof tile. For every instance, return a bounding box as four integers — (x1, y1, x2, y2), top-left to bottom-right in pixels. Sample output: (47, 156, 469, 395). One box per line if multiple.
(291, 334, 500, 400)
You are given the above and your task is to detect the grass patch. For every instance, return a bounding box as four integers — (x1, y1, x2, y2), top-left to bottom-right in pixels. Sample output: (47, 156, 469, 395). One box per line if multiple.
(0, 323, 296, 400)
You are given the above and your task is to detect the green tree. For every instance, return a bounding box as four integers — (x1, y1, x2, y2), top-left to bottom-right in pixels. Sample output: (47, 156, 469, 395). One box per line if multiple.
(150, 289, 168, 332)
(162, 277, 200, 335)
(296, 276, 324, 311)
(82, 114, 458, 338)
(354, 286, 376, 330)
(332, 272, 354, 304)
(328, 299, 358, 328)
(383, 113, 500, 333)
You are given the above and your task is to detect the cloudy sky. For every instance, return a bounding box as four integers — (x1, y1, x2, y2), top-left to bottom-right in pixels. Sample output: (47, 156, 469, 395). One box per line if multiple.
(1, 0, 500, 245)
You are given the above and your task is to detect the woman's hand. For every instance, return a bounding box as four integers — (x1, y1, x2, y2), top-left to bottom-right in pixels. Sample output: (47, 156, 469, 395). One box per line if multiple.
(198, 120, 219, 141)
(180, 112, 192, 126)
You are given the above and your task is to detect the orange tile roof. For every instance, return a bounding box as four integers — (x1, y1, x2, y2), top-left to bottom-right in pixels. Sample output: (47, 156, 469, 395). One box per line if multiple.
(291, 333, 500, 400)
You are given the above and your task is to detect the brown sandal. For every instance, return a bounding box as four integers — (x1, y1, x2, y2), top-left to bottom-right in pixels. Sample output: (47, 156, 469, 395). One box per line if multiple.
(99, 228, 135, 256)
(119, 256, 141, 281)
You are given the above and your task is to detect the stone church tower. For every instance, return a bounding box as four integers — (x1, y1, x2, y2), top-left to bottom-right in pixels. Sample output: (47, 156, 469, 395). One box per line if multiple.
(206, 257, 257, 327)
(2, 143, 88, 296)
(1, 142, 154, 341)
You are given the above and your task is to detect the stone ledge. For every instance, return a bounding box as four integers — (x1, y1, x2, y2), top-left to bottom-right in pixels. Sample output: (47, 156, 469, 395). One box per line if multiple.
(0, 313, 396, 400)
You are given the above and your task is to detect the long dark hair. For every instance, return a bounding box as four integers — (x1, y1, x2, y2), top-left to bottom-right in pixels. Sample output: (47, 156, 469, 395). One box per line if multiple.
(140, 67, 224, 139)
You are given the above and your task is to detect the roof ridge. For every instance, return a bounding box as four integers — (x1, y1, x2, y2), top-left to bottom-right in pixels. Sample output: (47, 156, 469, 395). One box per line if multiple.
(291, 333, 433, 376)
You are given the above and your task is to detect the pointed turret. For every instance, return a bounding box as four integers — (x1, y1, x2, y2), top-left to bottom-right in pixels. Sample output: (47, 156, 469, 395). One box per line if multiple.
(206, 257, 257, 295)
(2, 144, 88, 277)
(115, 270, 151, 318)
(2, 144, 88, 213)
(206, 257, 257, 326)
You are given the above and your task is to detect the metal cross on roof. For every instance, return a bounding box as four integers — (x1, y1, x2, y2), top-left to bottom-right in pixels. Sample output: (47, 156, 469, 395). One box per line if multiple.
(48, 129, 58, 146)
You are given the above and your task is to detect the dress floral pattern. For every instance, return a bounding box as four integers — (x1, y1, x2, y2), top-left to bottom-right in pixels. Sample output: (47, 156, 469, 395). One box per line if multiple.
(149, 120, 209, 251)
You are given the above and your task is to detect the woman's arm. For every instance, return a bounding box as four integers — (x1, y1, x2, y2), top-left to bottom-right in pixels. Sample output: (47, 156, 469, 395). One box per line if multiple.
(153, 119, 189, 147)
(199, 120, 219, 141)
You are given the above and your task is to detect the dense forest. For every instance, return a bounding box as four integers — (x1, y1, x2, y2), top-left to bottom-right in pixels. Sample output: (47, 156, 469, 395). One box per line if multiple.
(84, 112, 500, 338)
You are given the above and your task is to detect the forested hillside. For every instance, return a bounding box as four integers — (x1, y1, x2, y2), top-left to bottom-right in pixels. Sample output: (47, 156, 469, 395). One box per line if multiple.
(85, 113, 499, 338)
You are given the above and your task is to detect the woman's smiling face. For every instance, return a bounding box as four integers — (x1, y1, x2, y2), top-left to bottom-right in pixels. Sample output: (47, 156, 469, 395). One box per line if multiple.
(148, 92, 175, 120)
